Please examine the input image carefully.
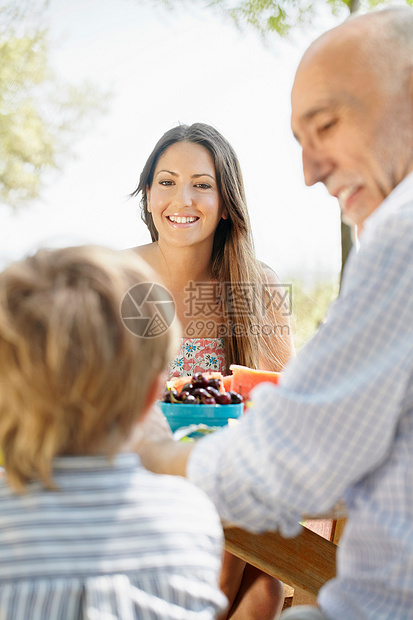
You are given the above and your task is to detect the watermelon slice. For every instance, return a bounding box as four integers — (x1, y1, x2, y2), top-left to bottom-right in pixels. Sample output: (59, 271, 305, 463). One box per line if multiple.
(166, 375, 193, 393)
(222, 374, 233, 393)
(229, 364, 280, 402)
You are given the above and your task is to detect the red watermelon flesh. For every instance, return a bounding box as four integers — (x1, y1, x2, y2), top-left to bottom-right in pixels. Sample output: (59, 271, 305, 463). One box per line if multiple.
(222, 374, 233, 393)
(229, 364, 280, 402)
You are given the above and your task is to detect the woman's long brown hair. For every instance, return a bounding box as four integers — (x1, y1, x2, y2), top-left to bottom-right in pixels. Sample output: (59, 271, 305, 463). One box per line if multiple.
(132, 123, 287, 370)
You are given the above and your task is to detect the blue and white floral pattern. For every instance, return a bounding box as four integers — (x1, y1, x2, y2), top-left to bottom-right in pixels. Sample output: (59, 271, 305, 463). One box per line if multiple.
(184, 340, 202, 359)
(168, 338, 227, 378)
(203, 353, 220, 370)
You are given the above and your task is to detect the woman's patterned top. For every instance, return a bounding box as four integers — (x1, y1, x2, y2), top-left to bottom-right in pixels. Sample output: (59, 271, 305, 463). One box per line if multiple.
(168, 338, 227, 379)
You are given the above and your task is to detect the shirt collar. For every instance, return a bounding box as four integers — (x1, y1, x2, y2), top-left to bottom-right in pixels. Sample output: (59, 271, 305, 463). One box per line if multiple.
(53, 452, 140, 472)
(360, 172, 413, 245)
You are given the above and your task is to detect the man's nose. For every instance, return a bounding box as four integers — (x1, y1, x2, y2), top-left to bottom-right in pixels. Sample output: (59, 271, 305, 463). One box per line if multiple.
(302, 145, 333, 187)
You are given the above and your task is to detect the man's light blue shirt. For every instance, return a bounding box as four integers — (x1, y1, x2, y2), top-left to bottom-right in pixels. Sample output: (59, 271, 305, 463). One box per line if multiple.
(188, 173, 413, 619)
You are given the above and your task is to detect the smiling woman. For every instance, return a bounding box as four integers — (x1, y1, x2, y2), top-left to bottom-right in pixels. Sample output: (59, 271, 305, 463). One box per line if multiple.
(132, 123, 292, 370)
(131, 123, 294, 373)
(130, 122, 295, 620)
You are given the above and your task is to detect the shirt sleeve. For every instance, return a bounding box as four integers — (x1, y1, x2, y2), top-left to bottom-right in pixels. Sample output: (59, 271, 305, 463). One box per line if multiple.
(187, 211, 413, 537)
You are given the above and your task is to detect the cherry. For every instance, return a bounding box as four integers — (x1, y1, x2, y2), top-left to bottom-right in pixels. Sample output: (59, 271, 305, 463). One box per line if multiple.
(207, 378, 221, 391)
(182, 394, 197, 404)
(162, 389, 179, 403)
(217, 392, 232, 405)
(192, 387, 211, 403)
(181, 382, 194, 392)
(206, 386, 221, 400)
(180, 389, 193, 401)
(162, 373, 243, 405)
(229, 391, 243, 404)
(192, 373, 208, 388)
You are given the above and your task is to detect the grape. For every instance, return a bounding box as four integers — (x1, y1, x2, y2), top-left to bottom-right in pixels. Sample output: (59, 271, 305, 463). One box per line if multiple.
(203, 397, 216, 405)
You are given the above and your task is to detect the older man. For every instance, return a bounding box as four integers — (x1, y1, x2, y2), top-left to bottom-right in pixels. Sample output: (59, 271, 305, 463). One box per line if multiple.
(138, 8, 413, 619)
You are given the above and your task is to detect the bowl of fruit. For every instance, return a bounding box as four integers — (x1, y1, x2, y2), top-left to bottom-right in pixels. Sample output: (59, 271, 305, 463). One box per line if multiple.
(159, 372, 243, 432)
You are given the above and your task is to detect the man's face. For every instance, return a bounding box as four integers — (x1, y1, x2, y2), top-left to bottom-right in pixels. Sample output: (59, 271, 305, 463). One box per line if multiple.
(291, 30, 413, 229)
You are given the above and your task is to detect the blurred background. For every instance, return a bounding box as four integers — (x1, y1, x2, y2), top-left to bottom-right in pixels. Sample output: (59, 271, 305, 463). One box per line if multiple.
(1, 0, 408, 346)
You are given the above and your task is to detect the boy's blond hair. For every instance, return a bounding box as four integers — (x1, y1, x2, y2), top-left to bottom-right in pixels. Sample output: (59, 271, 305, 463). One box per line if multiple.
(0, 245, 179, 491)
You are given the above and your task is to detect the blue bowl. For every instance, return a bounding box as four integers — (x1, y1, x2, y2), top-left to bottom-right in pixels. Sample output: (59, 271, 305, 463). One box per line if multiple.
(158, 401, 243, 432)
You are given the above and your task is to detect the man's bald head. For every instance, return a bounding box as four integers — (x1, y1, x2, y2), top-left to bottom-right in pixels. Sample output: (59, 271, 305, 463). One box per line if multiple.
(291, 7, 413, 229)
(302, 8, 413, 91)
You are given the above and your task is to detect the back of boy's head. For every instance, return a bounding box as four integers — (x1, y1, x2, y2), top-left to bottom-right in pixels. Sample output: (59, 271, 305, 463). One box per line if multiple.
(0, 245, 179, 491)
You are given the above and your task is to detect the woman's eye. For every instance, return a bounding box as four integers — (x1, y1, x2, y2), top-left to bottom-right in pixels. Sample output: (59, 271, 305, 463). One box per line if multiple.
(195, 183, 211, 189)
(159, 180, 174, 186)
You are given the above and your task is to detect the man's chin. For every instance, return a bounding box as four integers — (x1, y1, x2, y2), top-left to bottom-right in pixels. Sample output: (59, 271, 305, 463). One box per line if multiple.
(340, 210, 357, 229)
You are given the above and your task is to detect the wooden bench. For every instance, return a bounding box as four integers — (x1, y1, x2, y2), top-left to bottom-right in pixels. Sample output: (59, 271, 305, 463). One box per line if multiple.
(224, 524, 337, 600)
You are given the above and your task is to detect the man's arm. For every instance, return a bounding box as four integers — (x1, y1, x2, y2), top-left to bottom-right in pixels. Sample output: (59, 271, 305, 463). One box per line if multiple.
(186, 216, 413, 535)
(131, 404, 193, 476)
(136, 216, 413, 536)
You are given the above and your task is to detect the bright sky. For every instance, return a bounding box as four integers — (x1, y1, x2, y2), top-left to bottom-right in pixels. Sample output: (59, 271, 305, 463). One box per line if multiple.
(1, 0, 343, 280)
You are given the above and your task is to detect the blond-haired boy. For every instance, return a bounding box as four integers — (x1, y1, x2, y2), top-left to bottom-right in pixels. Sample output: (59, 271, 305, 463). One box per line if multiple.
(0, 245, 226, 619)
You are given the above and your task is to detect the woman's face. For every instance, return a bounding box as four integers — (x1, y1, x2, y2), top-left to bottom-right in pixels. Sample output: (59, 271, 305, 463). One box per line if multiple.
(147, 141, 227, 251)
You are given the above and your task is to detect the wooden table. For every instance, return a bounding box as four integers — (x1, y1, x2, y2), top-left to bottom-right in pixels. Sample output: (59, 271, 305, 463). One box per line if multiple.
(224, 523, 337, 598)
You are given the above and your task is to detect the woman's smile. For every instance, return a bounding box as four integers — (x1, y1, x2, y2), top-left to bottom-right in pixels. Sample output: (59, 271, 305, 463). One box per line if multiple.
(167, 215, 200, 225)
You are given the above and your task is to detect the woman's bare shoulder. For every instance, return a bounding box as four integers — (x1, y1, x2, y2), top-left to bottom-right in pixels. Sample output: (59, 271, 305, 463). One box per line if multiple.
(258, 260, 281, 285)
(123, 243, 156, 260)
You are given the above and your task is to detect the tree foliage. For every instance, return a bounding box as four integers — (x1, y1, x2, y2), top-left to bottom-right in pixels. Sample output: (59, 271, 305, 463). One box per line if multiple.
(290, 277, 339, 349)
(0, 1, 108, 209)
(158, 0, 413, 37)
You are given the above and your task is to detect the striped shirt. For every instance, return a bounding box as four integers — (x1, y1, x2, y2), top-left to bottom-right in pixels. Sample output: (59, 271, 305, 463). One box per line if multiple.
(188, 173, 413, 619)
(0, 453, 227, 619)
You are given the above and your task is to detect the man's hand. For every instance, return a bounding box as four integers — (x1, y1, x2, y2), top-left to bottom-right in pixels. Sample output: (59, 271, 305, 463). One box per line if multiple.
(128, 403, 194, 476)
